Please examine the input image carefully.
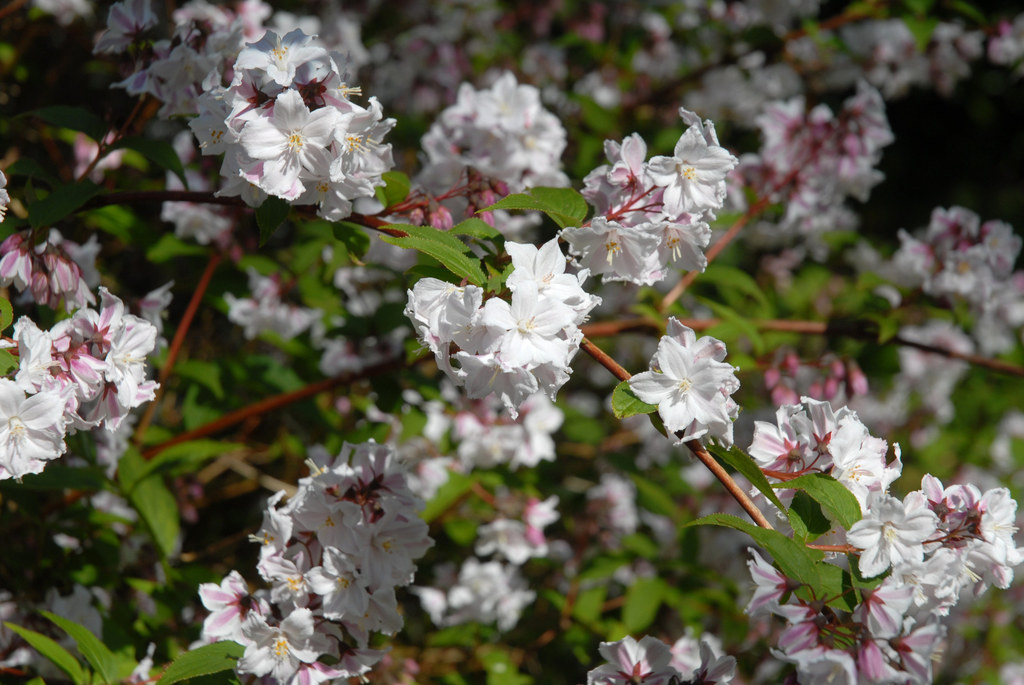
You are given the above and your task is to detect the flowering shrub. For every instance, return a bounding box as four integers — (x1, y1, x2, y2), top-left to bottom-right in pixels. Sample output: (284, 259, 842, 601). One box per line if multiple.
(2, 0, 1024, 683)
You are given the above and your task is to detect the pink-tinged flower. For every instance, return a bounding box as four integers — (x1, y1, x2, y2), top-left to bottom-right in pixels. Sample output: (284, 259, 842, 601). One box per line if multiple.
(892, 619, 944, 682)
(853, 576, 914, 638)
(93, 0, 158, 54)
(847, 492, 939, 578)
(236, 608, 324, 682)
(0, 169, 9, 222)
(198, 570, 265, 643)
(587, 635, 681, 685)
(0, 379, 68, 481)
(0, 233, 32, 289)
(628, 321, 739, 445)
(745, 548, 794, 616)
(239, 89, 341, 200)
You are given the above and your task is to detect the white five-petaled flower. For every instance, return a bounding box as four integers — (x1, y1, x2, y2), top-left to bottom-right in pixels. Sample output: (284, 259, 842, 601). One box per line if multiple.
(236, 608, 323, 682)
(587, 635, 681, 685)
(647, 125, 737, 217)
(239, 89, 340, 200)
(628, 320, 740, 445)
(0, 379, 68, 481)
(847, 492, 939, 578)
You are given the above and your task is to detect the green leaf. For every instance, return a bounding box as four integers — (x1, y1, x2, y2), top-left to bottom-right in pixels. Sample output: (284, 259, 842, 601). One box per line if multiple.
(611, 380, 658, 419)
(4, 622, 87, 684)
(630, 473, 679, 522)
(145, 234, 208, 263)
(572, 585, 607, 624)
(0, 349, 17, 375)
(948, 0, 986, 24)
(696, 296, 765, 356)
(174, 360, 225, 399)
(27, 181, 102, 228)
(158, 641, 245, 684)
(6, 157, 59, 186)
(331, 221, 371, 259)
(775, 473, 863, 529)
(787, 490, 832, 541)
(255, 196, 291, 246)
(481, 187, 588, 229)
(452, 217, 502, 241)
(902, 16, 938, 51)
(479, 647, 531, 685)
(29, 105, 107, 140)
(818, 562, 858, 613)
(698, 264, 771, 312)
(0, 296, 12, 331)
(0, 464, 107, 492)
(704, 443, 788, 516)
(380, 224, 485, 285)
(110, 136, 188, 188)
(41, 611, 117, 685)
(118, 448, 180, 558)
(622, 576, 667, 633)
(374, 170, 411, 209)
(686, 513, 822, 588)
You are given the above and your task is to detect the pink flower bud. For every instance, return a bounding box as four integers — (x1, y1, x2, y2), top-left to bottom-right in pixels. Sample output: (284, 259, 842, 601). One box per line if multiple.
(847, 361, 869, 396)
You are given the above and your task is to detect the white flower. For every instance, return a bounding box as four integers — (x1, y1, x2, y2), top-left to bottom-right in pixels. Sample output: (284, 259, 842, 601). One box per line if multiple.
(847, 492, 939, 578)
(0, 379, 68, 480)
(236, 608, 323, 682)
(588, 635, 680, 685)
(647, 125, 737, 216)
(628, 320, 739, 445)
(239, 89, 341, 200)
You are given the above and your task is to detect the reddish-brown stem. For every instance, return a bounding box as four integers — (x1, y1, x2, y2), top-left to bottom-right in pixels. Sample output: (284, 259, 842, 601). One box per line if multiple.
(141, 357, 399, 459)
(659, 193, 776, 313)
(579, 336, 773, 530)
(0, 0, 29, 21)
(806, 543, 857, 554)
(76, 96, 149, 183)
(579, 337, 631, 383)
(686, 441, 775, 530)
(133, 251, 222, 444)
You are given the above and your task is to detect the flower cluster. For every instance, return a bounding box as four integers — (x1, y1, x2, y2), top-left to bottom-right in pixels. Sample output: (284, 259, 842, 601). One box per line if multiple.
(4, 288, 158, 479)
(0, 230, 96, 312)
(199, 441, 433, 683)
(95, 0, 257, 117)
(629, 318, 740, 446)
(750, 469, 1023, 683)
(741, 81, 894, 253)
(405, 238, 599, 417)
(749, 397, 901, 513)
(190, 27, 394, 221)
(562, 109, 736, 285)
(585, 634, 735, 685)
(418, 71, 569, 196)
(891, 205, 1024, 353)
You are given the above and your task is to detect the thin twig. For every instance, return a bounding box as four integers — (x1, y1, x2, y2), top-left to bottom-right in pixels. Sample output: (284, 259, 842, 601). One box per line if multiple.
(686, 441, 774, 530)
(133, 250, 222, 444)
(142, 357, 400, 459)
